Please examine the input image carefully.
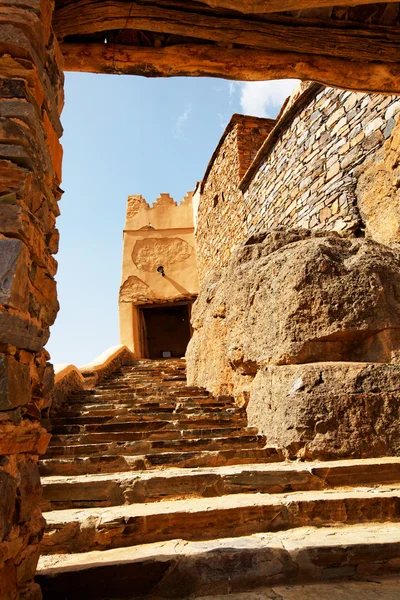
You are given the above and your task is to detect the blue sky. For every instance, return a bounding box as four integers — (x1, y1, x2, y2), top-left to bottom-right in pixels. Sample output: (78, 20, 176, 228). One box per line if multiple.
(47, 74, 297, 367)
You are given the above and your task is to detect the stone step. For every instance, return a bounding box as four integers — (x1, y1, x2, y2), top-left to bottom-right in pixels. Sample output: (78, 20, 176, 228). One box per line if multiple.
(36, 523, 400, 599)
(48, 426, 258, 446)
(44, 434, 266, 458)
(40, 486, 400, 555)
(50, 408, 244, 424)
(40, 457, 400, 511)
(94, 381, 188, 391)
(61, 395, 213, 409)
(54, 400, 235, 417)
(88, 389, 210, 398)
(49, 415, 247, 435)
(39, 447, 283, 476)
(191, 578, 400, 600)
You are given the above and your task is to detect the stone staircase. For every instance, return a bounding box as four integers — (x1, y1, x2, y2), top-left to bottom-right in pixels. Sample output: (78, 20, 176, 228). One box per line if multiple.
(36, 359, 400, 599)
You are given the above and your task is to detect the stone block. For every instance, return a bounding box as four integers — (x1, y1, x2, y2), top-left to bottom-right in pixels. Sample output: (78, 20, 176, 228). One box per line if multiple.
(0, 237, 29, 311)
(364, 129, 384, 150)
(0, 470, 16, 541)
(0, 203, 57, 276)
(247, 362, 400, 460)
(0, 420, 50, 454)
(0, 354, 31, 410)
(385, 101, 400, 121)
(0, 311, 48, 352)
(365, 117, 385, 135)
(0, 560, 17, 600)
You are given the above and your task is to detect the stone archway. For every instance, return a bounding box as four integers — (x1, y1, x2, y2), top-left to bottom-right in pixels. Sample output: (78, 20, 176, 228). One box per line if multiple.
(1, 1, 400, 598)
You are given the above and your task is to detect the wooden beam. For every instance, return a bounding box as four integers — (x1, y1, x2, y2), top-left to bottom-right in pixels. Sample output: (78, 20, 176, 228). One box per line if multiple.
(60, 42, 400, 94)
(53, 1, 400, 64)
(199, 0, 400, 14)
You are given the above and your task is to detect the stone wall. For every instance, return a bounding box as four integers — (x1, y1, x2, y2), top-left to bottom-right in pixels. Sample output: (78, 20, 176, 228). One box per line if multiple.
(0, 1, 64, 598)
(196, 115, 275, 280)
(195, 84, 400, 280)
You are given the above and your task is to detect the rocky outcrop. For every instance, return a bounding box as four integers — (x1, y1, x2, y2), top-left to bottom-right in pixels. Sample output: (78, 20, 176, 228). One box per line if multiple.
(357, 116, 400, 247)
(186, 229, 400, 459)
(249, 362, 400, 460)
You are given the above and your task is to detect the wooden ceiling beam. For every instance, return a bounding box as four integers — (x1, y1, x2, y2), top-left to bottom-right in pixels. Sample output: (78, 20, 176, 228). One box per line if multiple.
(61, 42, 400, 94)
(199, 0, 400, 14)
(53, 1, 400, 64)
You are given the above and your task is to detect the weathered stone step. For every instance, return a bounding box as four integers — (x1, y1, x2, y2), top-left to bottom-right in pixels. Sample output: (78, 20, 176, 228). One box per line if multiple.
(49, 415, 247, 435)
(44, 434, 266, 458)
(123, 375, 187, 382)
(73, 394, 226, 406)
(88, 391, 211, 401)
(54, 400, 235, 417)
(48, 426, 257, 446)
(35, 524, 400, 598)
(37, 552, 400, 600)
(50, 407, 244, 424)
(94, 381, 188, 391)
(40, 457, 400, 512)
(192, 578, 400, 600)
(94, 382, 206, 397)
(40, 486, 400, 554)
(39, 447, 283, 476)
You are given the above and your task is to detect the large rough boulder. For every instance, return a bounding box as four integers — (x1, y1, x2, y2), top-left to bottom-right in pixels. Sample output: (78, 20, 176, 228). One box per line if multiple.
(186, 229, 400, 458)
(356, 114, 400, 247)
(187, 229, 400, 395)
(248, 362, 400, 460)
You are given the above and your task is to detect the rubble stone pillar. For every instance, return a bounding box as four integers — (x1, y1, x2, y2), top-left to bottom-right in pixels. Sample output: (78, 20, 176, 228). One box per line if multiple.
(0, 0, 64, 598)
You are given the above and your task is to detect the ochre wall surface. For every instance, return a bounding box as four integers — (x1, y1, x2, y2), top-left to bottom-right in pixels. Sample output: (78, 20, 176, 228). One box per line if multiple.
(196, 86, 400, 280)
(119, 193, 199, 356)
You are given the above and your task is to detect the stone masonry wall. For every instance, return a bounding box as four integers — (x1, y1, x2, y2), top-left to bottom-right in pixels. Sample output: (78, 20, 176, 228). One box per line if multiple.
(196, 85, 400, 280)
(0, 1, 64, 598)
(196, 115, 275, 279)
(244, 87, 400, 237)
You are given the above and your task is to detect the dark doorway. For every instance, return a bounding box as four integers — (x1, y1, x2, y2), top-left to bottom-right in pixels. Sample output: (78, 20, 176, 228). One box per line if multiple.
(140, 303, 193, 359)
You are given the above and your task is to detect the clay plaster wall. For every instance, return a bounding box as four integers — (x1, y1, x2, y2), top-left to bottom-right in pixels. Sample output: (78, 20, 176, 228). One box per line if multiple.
(119, 192, 199, 356)
(196, 85, 400, 280)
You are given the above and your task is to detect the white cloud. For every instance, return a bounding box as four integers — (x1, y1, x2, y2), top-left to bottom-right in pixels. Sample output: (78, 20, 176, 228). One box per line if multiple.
(228, 81, 239, 98)
(218, 112, 230, 130)
(239, 80, 300, 118)
(174, 104, 192, 138)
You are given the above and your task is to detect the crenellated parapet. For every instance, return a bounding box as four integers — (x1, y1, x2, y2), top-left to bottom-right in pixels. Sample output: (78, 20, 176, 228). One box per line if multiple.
(124, 191, 195, 231)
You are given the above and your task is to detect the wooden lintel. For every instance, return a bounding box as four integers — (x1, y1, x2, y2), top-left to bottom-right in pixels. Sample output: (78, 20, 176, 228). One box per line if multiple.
(199, 0, 400, 14)
(61, 42, 400, 95)
(53, 1, 400, 64)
